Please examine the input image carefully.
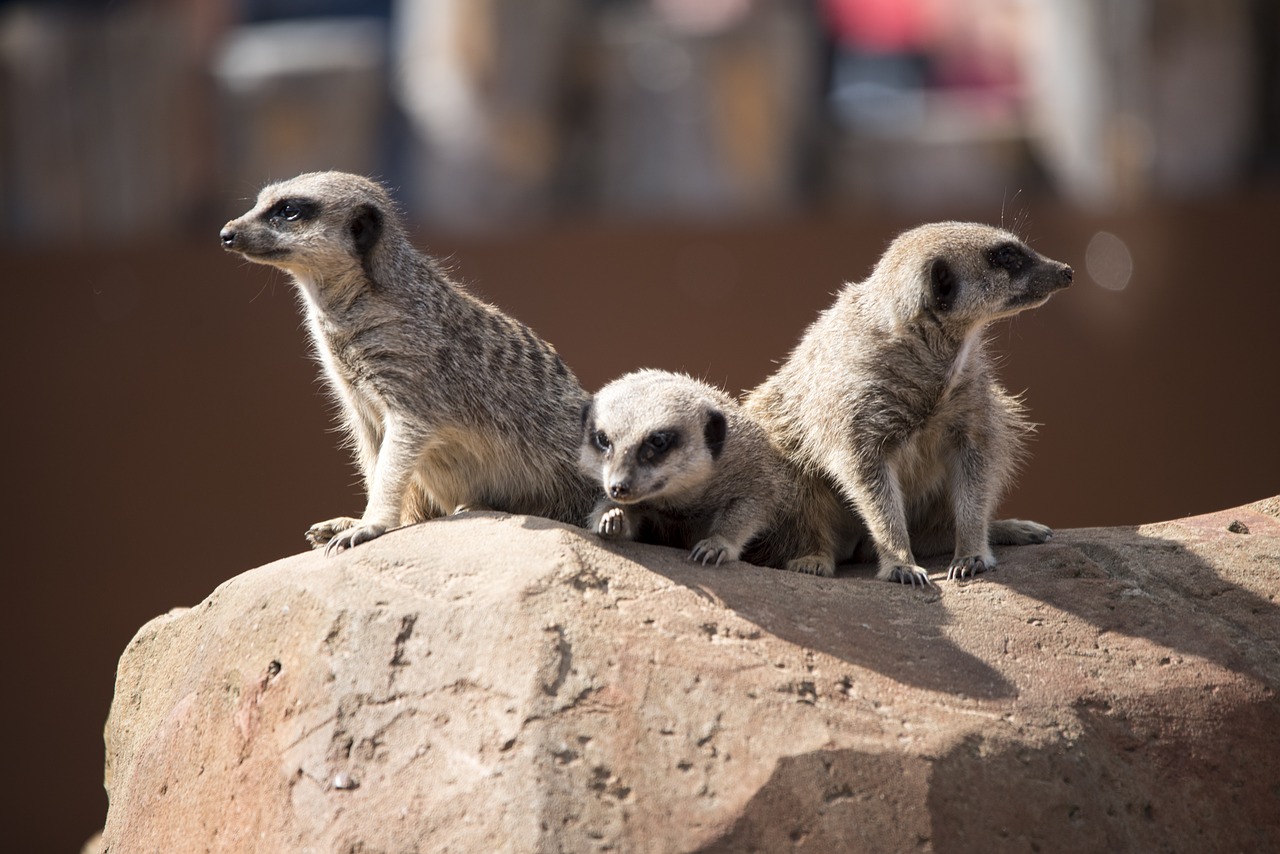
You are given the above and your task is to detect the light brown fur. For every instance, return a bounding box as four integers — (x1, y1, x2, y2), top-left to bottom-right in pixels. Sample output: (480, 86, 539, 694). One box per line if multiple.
(580, 370, 791, 565)
(221, 171, 596, 553)
(745, 222, 1072, 584)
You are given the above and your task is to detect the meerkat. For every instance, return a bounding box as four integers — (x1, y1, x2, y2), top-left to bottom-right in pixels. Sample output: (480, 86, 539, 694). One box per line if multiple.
(744, 222, 1072, 585)
(580, 370, 791, 565)
(220, 171, 597, 553)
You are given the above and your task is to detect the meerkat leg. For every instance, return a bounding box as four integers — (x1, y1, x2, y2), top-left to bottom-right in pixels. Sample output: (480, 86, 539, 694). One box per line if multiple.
(989, 518, 1053, 545)
(769, 474, 839, 577)
(946, 440, 998, 581)
(783, 528, 838, 579)
(786, 552, 837, 577)
(325, 420, 423, 555)
(834, 454, 931, 586)
(691, 496, 771, 566)
(306, 394, 383, 549)
(306, 517, 359, 548)
(589, 499, 636, 541)
(452, 502, 495, 514)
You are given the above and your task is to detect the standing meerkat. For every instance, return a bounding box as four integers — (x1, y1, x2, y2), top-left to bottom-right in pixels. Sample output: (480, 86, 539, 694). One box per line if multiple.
(745, 222, 1072, 585)
(220, 171, 596, 553)
(580, 370, 791, 565)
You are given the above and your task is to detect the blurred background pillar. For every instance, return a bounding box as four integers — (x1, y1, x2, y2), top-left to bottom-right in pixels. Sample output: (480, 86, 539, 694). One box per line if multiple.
(1025, 0, 1255, 208)
(392, 0, 579, 228)
(590, 0, 821, 218)
(213, 12, 390, 197)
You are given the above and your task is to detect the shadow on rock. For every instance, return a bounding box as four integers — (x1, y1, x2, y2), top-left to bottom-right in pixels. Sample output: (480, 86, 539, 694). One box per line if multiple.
(693, 688, 1280, 853)
(595, 536, 1018, 701)
(994, 510, 1280, 685)
(693, 748, 931, 853)
(926, 687, 1280, 853)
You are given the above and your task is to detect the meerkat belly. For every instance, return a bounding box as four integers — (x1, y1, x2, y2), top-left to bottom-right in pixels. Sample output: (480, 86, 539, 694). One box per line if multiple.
(889, 422, 953, 521)
(414, 426, 558, 514)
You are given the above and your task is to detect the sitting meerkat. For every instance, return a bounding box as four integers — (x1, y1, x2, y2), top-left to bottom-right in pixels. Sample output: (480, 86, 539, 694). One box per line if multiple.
(220, 171, 596, 553)
(745, 222, 1072, 585)
(579, 370, 790, 565)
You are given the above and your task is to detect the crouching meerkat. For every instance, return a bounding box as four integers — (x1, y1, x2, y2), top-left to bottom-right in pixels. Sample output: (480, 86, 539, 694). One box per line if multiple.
(745, 222, 1072, 585)
(220, 171, 596, 553)
(580, 370, 791, 565)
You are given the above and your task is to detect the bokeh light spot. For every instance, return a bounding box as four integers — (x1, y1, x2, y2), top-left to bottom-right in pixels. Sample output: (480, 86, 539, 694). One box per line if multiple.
(1085, 231, 1133, 291)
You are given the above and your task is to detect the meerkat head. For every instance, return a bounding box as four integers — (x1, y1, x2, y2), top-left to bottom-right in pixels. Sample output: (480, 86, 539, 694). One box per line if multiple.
(579, 370, 728, 507)
(872, 222, 1073, 334)
(220, 171, 397, 284)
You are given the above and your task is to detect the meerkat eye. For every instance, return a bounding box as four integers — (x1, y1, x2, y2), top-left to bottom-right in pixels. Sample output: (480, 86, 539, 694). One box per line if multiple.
(270, 200, 310, 222)
(592, 430, 611, 452)
(988, 243, 1027, 273)
(639, 431, 677, 463)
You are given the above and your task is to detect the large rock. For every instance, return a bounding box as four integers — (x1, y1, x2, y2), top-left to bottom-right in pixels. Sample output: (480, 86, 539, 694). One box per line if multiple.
(101, 500, 1280, 852)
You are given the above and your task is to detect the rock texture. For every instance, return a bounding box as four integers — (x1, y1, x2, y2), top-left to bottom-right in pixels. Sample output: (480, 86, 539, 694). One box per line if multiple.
(101, 500, 1280, 853)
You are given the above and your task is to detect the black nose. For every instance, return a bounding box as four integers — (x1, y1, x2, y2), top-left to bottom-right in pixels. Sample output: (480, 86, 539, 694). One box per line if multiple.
(220, 227, 236, 248)
(1060, 265, 1074, 284)
(609, 482, 631, 500)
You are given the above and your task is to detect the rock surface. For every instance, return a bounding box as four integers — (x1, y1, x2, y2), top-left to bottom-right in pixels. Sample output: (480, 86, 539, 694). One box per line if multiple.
(101, 500, 1280, 852)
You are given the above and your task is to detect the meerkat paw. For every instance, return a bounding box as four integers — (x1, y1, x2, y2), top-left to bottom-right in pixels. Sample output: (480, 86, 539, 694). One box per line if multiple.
(989, 518, 1053, 545)
(784, 554, 836, 578)
(947, 554, 992, 581)
(691, 536, 740, 567)
(306, 516, 359, 549)
(596, 507, 632, 540)
(878, 564, 933, 587)
(323, 522, 388, 556)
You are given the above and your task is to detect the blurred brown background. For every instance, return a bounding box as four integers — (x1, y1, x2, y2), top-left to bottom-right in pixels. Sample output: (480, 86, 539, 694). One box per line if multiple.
(2, 0, 1278, 849)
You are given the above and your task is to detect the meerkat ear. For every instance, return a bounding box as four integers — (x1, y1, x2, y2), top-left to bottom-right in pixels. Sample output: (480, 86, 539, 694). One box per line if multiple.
(930, 258, 957, 312)
(580, 401, 594, 432)
(704, 409, 727, 459)
(350, 204, 383, 257)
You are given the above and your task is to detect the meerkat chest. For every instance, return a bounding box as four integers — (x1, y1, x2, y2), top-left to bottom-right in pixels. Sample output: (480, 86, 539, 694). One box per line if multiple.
(891, 432, 943, 492)
(306, 309, 387, 420)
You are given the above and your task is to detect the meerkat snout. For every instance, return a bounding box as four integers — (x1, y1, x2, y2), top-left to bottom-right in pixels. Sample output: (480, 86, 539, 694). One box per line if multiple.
(220, 226, 236, 248)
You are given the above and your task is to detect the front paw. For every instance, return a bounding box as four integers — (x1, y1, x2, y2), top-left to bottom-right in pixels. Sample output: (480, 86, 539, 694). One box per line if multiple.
(990, 518, 1053, 545)
(323, 523, 388, 556)
(690, 536, 739, 567)
(784, 554, 835, 578)
(596, 507, 631, 540)
(879, 564, 933, 587)
(306, 517, 359, 549)
(947, 554, 992, 581)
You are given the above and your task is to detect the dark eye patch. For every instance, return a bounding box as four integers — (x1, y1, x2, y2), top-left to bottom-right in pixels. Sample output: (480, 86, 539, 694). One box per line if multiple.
(639, 430, 679, 464)
(268, 198, 316, 223)
(592, 430, 611, 452)
(987, 243, 1027, 273)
